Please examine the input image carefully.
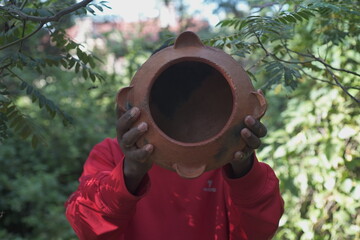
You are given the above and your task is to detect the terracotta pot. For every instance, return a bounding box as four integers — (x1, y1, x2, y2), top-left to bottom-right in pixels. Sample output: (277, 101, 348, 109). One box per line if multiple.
(117, 31, 267, 178)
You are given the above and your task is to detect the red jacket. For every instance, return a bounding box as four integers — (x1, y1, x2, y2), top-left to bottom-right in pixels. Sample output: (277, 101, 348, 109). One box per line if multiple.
(65, 138, 284, 240)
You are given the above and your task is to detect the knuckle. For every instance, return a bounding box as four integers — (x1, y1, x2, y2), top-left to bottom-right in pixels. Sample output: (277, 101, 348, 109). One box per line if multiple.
(134, 150, 148, 162)
(121, 138, 130, 147)
(252, 139, 261, 149)
(120, 110, 135, 124)
(124, 127, 140, 141)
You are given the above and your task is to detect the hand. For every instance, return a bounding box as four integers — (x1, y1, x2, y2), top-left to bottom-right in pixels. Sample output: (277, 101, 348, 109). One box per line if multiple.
(117, 107, 154, 194)
(228, 115, 267, 178)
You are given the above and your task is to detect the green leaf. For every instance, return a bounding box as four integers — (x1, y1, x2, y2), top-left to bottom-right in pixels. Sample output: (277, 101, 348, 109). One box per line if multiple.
(20, 81, 27, 90)
(89, 58, 96, 68)
(60, 59, 68, 68)
(26, 85, 34, 95)
(90, 72, 96, 82)
(246, 70, 257, 82)
(9, 115, 22, 128)
(20, 125, 32, 139)
(68, 58, 76, 69)
(86, 6, 96, 15)
(100, 1, 112, 9)
(31, 135, 39, 148)
(292, 13, 304, 21)
(75, 62, 80, 73)
(39, 95, 45, 109)
(284, 15, 297, 23)
(65, 41, 77, 51)
(82, 68, 88, 79)
(92, 4, 103, 12)
(31, 94, 38, 103)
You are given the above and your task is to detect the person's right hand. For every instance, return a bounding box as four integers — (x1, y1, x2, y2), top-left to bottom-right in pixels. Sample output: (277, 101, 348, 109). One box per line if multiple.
(117, 107, 154, 194)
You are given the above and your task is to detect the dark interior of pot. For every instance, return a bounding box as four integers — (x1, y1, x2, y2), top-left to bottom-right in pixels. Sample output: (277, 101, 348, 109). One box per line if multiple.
(149, 61, 233, 143)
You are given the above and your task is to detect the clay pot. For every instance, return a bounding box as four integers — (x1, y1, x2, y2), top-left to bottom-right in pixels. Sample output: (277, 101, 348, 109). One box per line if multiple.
(117, 31, 266, 178)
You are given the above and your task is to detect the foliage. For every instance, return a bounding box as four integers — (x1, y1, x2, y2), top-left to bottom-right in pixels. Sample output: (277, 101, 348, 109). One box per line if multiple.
(204, 0, 359, 104)
(206, 0, 360, 239)
(0, 0, 110, 144)
(0, 0, 359, 239)
(0, 71, 118, 239)
(0, 2, 172, 237)
(259, 83, 360, 239)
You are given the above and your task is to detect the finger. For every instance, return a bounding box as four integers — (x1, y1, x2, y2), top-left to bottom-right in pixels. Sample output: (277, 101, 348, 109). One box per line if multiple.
(244, 116, 267, 138)
(128, 144, 154, 163)
(241, 128, 261, 149)
(233, 151, 245, 161)
(121, 122, 148, 148)
(233, 150, 253, 162)
(117, 107, 140, 137)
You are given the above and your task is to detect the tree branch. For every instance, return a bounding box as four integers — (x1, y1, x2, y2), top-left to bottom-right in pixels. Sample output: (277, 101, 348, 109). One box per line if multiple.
(255, 35, 359, 104)
(1, 0, 92, 23)
(255, 34, 313, 64)
(286, 48, 360, 78)
(325, 67, 360, 104)
(300, 69, 360, 90)
(313, 54, 360, 78)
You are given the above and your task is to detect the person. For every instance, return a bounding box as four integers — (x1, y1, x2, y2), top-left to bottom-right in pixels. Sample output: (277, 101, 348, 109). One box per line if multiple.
(65, 101, 284, 239)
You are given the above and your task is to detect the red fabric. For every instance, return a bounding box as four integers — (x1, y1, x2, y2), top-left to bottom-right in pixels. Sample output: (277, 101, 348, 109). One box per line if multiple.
(65, 138, 284, 240)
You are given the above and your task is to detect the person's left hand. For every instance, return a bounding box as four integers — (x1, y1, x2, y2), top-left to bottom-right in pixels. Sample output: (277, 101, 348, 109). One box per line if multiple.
(227, 115, 267, 178)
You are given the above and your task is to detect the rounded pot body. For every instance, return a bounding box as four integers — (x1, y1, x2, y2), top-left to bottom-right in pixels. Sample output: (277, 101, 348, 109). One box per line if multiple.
(117, 31, 266, 178)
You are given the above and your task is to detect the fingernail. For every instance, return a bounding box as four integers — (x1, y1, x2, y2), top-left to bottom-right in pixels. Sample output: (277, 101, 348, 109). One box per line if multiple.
(130, 107, 139, 117)
(235, 151, 244, 159)
(138, 122, 148, 132)
(243, 129, 251, 138)
(246, 116, 255, 126)
(144, 144, 153, 152)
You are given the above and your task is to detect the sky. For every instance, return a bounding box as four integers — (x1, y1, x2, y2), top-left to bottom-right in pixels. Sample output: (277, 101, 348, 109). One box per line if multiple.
(94, 0, 222, 26)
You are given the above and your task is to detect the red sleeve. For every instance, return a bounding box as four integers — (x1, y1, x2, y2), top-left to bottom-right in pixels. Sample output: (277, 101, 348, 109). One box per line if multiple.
(64, 138, 150, 240)
(223, 156, 284, 240)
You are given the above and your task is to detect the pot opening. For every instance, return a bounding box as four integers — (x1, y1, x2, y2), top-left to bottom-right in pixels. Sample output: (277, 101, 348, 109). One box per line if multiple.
(149, 60, 233, 143)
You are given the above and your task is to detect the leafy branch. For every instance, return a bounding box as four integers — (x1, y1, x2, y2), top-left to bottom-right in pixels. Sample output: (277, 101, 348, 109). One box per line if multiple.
(211, 0, 360, 104)
(0, 0, 94, 50)
(0, 23, 43, 51)
(255, 34, 359, 104)
(0, 0, 93, 23)
(0, 89, 45, 147)
(0, 0, 109, 145)
(6, 68, 73, 125)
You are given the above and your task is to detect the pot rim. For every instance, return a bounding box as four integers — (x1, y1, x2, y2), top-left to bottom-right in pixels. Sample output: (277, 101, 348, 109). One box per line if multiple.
(145, 56, 237, 147)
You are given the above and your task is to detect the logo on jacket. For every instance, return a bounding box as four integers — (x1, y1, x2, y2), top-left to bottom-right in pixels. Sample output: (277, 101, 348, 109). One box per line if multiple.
(203, 180, 217, 192)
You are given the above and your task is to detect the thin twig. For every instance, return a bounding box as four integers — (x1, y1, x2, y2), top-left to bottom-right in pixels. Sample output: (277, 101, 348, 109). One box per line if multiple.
(255, 34, 270, 56)
(257, 35, 360, 79)
(0, 63, 13, 73)
(281, 39, 294, 59)
(246, 54, 268, 71)
(20, 0, 28, 10)
(300, 69, 335, 85)
(19, 20, 27, 52)
(314, 54, 360, 78)
(325, 67, 360, 104)
(256, 34, 313, 64)
(301, 69, 360, 90)
(255, 35, 359, 103)
(286, 47, 360, 78)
